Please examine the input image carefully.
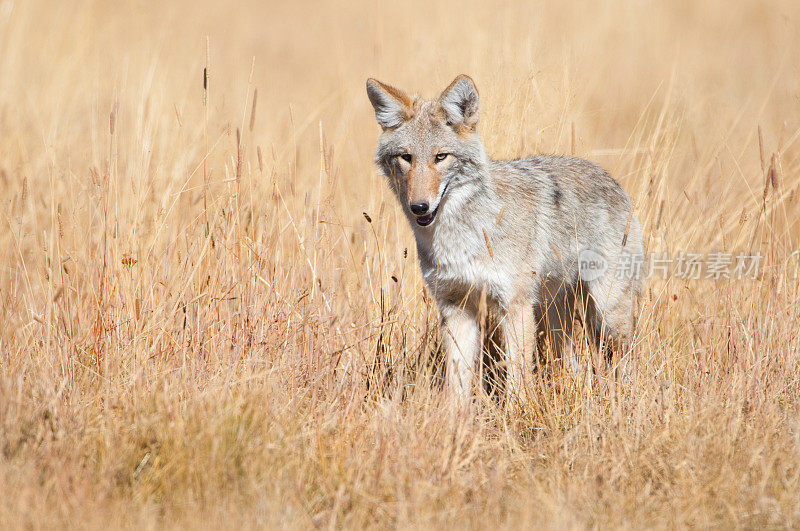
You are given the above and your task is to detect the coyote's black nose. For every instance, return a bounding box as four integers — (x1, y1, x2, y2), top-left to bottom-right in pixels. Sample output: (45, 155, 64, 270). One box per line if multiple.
(409, 202, 429, 215)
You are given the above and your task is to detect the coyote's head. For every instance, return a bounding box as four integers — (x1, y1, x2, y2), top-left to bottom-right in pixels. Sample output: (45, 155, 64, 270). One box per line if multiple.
(366, 75, 488, 228)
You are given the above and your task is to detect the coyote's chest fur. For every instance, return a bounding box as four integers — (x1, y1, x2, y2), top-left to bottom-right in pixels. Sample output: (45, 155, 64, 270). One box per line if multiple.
(413, 199, 519, 311)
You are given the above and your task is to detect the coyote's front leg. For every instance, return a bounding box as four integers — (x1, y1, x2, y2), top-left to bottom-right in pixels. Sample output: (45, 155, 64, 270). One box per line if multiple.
(440, 303, 480, 404)
(503, 301, 536, 404)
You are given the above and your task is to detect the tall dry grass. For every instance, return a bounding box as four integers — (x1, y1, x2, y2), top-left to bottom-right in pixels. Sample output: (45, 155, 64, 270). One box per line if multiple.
(1, 0, 800, 527)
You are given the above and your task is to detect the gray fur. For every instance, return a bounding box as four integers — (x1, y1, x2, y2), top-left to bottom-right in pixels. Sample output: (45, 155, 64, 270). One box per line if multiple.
(367, 75, 645, 404)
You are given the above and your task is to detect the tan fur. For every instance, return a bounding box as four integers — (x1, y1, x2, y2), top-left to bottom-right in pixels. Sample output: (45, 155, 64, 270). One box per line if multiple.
(367, 75, 645, 406)
(405, 163, 442, 206)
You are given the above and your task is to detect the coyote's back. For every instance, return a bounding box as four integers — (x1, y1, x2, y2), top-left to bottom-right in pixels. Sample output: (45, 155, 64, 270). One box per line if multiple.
(366, 75, 644, 404)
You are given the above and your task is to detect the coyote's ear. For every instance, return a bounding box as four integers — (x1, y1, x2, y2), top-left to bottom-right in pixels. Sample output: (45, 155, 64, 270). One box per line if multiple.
(438, 75, 479, 132)
(366, 78, 412, 130)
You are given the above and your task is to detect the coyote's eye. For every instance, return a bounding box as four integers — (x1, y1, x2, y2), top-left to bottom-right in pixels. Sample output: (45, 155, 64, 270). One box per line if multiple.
(434, 153, 449, 163)
(399, 154, 412, 163)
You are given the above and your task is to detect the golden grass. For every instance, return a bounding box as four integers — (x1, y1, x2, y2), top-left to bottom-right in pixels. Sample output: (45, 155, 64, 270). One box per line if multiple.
(2, 0, 800, 527)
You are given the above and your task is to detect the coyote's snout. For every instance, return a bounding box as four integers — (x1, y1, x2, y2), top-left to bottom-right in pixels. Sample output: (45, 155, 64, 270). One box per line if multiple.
(366, 75, 644, 404)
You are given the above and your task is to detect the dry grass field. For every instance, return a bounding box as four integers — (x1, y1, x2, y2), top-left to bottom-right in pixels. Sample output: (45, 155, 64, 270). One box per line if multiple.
(2, 0, 800, 527)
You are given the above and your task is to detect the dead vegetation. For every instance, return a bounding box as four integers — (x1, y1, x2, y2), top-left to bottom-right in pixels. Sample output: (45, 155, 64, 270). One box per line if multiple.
(1, 0, 800, 527)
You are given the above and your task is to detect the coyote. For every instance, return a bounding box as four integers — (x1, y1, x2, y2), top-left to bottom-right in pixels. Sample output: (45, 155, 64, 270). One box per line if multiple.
(366, 75, 644, 402)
